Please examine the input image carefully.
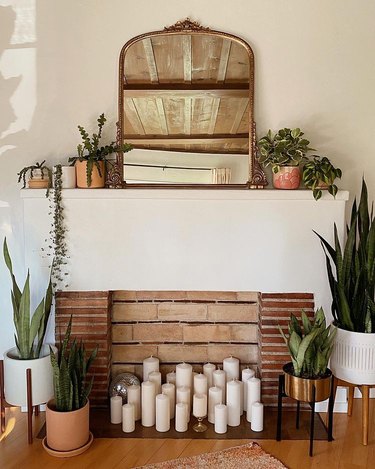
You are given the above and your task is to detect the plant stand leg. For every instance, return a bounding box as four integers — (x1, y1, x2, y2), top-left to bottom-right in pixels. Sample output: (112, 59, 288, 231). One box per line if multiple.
(26, 368, 33, 444)
(276, 374, 283, 441)
(0, 360, 5, 434)
(309, 385, 316, 457)
(296, 400, 300, 429)
(327, 376, 335, 442)
(362, 385, 369, 446)
(34, 405, 39, 416)
(348, 385, 355, 417)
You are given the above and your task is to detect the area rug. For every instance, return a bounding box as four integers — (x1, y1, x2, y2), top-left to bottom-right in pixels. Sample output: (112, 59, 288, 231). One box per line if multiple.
(135, 442, 287, 468)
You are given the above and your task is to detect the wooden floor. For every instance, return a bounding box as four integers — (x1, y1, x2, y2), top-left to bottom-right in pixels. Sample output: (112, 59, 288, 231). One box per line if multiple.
(0, 400, 374, 469)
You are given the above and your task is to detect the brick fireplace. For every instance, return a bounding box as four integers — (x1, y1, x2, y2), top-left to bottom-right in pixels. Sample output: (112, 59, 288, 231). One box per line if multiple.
(55, 290, 314, 408)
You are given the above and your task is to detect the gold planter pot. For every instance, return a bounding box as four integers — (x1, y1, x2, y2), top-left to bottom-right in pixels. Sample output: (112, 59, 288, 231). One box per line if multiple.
(283, 363, 332, 403)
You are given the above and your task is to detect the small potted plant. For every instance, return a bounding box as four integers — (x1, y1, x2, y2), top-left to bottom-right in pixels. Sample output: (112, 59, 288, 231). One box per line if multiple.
(3, 239, 55, 408)
(257, 128, 314, 189)
(279, 308, 336, 402)
(68, 113, 132, 188)
(44, 317, 98, 456)
(302, 156, 342, 200)
(18, 160, 52, 189)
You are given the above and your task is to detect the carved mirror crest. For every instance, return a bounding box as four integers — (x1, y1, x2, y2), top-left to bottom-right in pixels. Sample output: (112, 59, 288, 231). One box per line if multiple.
(107, 18, 267, 188)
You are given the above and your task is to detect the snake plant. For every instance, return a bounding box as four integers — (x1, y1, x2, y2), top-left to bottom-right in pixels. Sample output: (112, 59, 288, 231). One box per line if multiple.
(3, 238, 52, 359)
(315, 179, 375, 332)
(279, 308, 336, 378)
(50, 317, 98, 412)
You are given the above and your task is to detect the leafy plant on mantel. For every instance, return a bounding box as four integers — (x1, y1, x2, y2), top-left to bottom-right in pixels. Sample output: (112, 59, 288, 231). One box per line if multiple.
(17, 160, 52, 193)
(303, 156, 342, 200)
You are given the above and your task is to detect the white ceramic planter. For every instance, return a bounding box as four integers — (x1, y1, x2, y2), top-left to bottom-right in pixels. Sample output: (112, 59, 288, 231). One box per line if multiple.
(3, 345, 57, 407)
(330, 326, 375, 384)
(54, 166, 76, 188)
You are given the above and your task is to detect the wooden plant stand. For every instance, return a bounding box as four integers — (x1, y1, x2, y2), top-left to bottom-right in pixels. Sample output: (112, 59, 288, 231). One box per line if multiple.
(0, 359, 40, 444)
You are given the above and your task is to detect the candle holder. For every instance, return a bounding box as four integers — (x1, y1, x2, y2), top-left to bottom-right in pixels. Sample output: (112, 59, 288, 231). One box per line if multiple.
(193, 416, 207, 432)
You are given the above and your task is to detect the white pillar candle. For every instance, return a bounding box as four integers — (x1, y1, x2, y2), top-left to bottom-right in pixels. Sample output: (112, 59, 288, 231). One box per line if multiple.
(60, 166, 76, 188)
(141, 380, 156, 427)
(122, 403, 135, 433)
(226, 380, 241, 427)
(166, 371, 176, 385)
(203, 363, 216, 388)
(176, 362, 193, 389)
(176, 386, 191, 422)
(246, 377, 261, 422)
(162, 382, 175, 419)
(208, 386, 223, 424)
(143, 356, 159, 382)
(213, 369, 226, 402)
(110, 395, 123, 424)
(223, 356, 240, 381)
(127, 384, 141, 421)
(251, 402, 264, 432)
(238, 380, 244, 415)
(194, 373, 208, 395)
(242, 368, 255, 410)
(175, 403, 188, 432)
(156, 393, 170, 432)
(149, 371, 162, 394)
(193, 393, 207, 418)
(214, 404, 228, 434)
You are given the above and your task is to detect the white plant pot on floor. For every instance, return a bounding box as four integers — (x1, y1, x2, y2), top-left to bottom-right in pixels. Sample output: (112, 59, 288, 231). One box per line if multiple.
(3, 345, 57, 407)
(330, 326, 375, 384)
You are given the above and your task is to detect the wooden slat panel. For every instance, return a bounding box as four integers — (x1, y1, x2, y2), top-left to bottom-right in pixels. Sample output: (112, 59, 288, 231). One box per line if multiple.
(142, 38, 159, 83)
(152, 35, 185, 83)
(124, 88, 248, 99)
(217, 39, 232, 82)
(124, 40, 151, 84)
(182, 35, 192, 83)
(191, 35, 223, 83)
(225, 41, 251, 82)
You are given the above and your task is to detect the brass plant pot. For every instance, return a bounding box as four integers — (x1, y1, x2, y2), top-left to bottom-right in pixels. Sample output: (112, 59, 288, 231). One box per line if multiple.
(283, 363, 332, 403)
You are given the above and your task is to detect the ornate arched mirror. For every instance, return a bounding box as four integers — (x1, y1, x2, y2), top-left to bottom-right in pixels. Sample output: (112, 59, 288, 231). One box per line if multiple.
(107, 18, 267, 188)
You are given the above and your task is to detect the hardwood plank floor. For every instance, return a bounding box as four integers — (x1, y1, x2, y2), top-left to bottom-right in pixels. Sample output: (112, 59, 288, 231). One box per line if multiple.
(0, 400, 374, 468)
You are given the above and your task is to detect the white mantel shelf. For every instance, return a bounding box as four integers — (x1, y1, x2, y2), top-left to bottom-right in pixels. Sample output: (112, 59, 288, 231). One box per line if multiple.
(21, 189, 349, 201)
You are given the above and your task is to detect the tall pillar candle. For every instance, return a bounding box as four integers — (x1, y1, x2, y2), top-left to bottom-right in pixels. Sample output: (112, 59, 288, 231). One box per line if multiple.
(226, 380, 241, 426)
(194, 373, 208, 395)
(213, 369, 226, 402)
(193, 393, 207, 418)
(176, 362, 193, 389)
(242, 368, 255, 411)
(141, 380, 156, 427)
(143, 356, 159, 382)
(214, 404, 228, 434)
(156, 393, 170, 432)
(166, 371, 176, 385)
(175, 403, 188, 432)
(246, 377, 261, 422)
(149, 371, 162, 394)
(203, 363, 216, 388)
(122, 403, 135, 433)
(162, 382, 175, 419)
(176, 386, 191, 422)
(127, 384, 141, 421)
(223, 356, 240, 381)
(110, 395, 122, 424)
(208, 386, 223, 424)
(251, 402, 264, 432)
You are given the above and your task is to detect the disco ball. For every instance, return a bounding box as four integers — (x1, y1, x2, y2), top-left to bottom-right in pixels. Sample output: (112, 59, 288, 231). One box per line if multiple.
(109, 373, 140, 402)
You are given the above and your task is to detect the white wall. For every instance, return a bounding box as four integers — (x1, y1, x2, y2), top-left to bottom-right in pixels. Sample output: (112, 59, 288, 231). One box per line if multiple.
(1, 0, 375, 355)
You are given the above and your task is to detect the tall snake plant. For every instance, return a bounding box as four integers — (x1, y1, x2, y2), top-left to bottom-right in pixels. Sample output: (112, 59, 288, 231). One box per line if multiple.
(3, 238, 52, 359)
(50, 317, 98, 412)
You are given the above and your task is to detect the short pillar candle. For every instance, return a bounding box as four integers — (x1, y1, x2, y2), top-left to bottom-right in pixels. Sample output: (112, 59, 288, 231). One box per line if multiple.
(149, 371, 162, 394)
(176, 362, 193, 389)
(176, 386, 191, 422)
(175, 402, 188, 432)
(208, 386, 223, 424)
(162, 382, 175, 419)
(251, 402, 264, 432)
(223, 356, 240, 381)
(156, 393, 170, 432)
(194, 373, 208, 395)
(213, 369, 226, 402)
(110, 395, 122, 424)
(203, 363, 216, 388)
(127, 384, 141, 421)
(214, 404, 228, 434)
(122, 403, 135, 433)
(193, 393, 207, 418)
(143, 355, 159, 382)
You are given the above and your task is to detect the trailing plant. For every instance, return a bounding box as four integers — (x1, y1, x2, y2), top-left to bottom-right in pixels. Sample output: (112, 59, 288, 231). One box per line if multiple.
(257, 128, 314, 173)
(50, 317, 98, 412)
(17, 160, 52, 189)
(303, 156, 342, 200)
(3, 238, 52, 359)
(279, 308, 336, 378)
(315, 179, 375, 333)
(68, 113, 132, 187)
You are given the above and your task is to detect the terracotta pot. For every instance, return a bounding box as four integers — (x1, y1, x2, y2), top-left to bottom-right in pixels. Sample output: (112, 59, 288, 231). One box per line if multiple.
(273, 166, 301, 189)
(28, 178, 50, 189)
(75, 160, 105, 188)
(46, 399, 90, 452)
(283, 363, 332, 403)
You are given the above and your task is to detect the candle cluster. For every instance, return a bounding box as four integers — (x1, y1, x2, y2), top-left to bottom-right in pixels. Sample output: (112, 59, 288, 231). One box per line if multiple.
(110, 355, 264, 434)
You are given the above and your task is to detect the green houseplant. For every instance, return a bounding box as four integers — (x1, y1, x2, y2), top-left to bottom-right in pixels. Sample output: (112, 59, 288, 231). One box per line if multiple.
(68, 113, 132, 188)
(315, 179, 375, 384)
(18, 160, 52, 190)
(257, 128, 314, 189)
(302, 156, 342, 200)
(2, 238, 56, 408)
(45, 317, 98, 455)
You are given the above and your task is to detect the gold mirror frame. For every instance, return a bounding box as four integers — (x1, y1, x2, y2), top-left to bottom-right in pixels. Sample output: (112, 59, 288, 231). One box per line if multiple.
(107, 18, 267, 189)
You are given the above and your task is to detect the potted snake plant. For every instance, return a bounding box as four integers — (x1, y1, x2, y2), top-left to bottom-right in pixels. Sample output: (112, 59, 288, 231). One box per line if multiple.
(45, 317, 98, 456)
(279, 308, 336, 402)
(302, 156, 342, 200)
(2, 238, 56, 408)
(315, 179, 375, 384)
